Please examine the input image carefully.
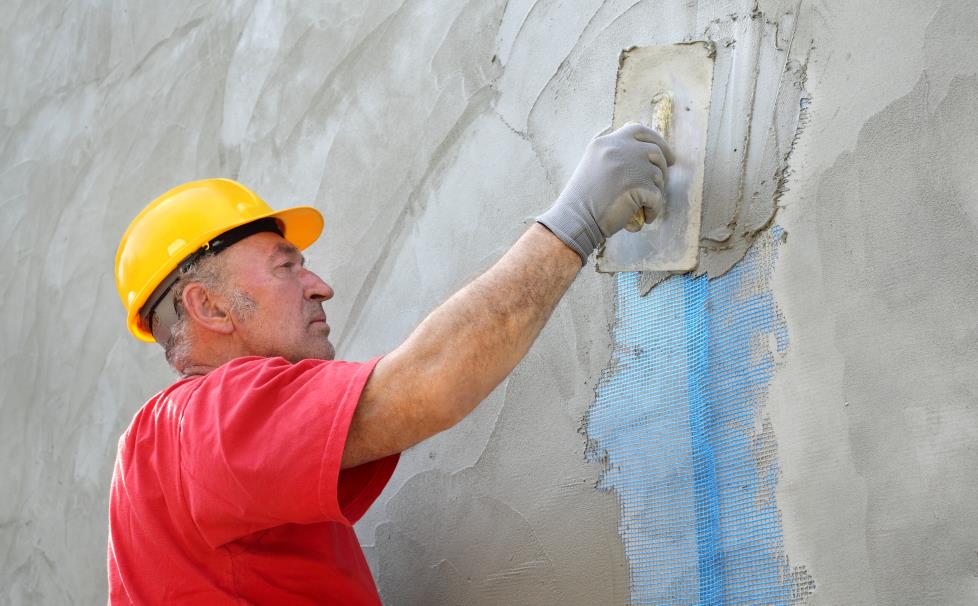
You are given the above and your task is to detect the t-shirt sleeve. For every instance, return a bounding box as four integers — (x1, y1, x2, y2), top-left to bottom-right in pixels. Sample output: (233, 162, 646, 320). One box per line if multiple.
(177, 356, 398, 547)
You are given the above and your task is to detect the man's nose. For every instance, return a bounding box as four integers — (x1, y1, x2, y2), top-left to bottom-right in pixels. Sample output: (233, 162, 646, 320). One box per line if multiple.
(303, 269, 334, 302)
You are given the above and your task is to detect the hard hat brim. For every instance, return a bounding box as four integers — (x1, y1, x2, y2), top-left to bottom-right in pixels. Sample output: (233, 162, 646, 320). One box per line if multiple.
(127, 205, 324, 343)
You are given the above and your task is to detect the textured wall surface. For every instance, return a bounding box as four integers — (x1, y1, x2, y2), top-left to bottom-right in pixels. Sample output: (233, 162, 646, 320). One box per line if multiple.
(2, 1, 977, 604)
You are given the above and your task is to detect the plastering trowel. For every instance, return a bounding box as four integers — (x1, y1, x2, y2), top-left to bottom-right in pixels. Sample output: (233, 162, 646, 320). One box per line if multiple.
(596, 42, 715, 273)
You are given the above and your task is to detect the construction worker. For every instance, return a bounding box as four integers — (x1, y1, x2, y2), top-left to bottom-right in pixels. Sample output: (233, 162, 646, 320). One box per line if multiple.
(108, 123, 672, 604)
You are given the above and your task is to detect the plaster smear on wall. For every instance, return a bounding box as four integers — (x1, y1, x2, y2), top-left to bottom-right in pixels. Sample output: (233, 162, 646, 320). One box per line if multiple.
(508, 0, 812, 292)
(638, 4, 813, 291)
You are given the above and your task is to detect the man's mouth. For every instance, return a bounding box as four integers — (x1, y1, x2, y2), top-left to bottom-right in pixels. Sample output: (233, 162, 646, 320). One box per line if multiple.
(309, 308, 330, 335)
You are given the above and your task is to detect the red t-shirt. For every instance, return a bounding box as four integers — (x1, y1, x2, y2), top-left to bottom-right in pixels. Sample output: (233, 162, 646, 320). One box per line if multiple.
(107, 356, 398, 605)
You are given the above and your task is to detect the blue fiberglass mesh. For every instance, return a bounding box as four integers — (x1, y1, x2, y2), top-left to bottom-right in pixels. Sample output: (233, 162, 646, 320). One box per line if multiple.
(586, 228, 810, 604)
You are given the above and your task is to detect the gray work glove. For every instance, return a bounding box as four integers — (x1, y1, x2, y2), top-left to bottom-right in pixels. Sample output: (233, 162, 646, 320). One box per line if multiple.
(537, 122, 674, 264)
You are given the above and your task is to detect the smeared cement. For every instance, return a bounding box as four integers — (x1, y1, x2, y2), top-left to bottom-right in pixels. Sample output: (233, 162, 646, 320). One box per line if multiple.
(637, 3, 813, 291)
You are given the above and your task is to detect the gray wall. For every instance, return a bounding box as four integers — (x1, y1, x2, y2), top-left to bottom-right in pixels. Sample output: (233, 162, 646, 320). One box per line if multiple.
(2, 1, 976, 604)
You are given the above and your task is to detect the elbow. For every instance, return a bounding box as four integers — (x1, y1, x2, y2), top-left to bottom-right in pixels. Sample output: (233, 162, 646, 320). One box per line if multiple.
(430, 396, 470, 434)
(422, 385, 486, 435)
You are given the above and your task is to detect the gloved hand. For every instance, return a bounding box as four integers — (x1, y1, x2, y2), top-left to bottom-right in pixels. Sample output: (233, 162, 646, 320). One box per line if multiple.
(537, 122, 674, 264)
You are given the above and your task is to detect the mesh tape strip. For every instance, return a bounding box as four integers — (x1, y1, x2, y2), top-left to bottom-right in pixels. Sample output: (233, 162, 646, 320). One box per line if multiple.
(586, 228, 813, 604)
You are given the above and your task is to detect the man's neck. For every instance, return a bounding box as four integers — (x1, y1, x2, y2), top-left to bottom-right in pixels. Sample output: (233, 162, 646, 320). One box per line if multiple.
(178, 334, 255, 377)
(180, 363, 218, 378)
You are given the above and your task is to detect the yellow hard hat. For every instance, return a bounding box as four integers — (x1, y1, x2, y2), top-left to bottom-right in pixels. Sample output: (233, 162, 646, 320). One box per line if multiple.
(115, 178, 324, 342)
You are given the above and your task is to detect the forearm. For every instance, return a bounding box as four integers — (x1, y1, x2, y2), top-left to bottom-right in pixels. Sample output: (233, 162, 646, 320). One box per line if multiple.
(345, 224, 580, 467)
(403, 223, 581, 419)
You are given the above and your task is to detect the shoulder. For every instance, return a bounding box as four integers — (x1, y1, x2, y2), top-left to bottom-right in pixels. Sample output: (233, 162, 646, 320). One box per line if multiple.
(183, 355, 382, 414)
(117, 375, 200, 452)
(199, 356, 377, 390)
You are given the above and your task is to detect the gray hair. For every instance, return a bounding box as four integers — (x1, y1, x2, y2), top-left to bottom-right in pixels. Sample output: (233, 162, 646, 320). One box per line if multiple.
(152, 254, 257, 373)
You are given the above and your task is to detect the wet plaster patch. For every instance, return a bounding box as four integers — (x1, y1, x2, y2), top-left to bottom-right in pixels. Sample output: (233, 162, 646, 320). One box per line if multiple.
(813, 70, 978, 605)
(638, 3, 813, 292)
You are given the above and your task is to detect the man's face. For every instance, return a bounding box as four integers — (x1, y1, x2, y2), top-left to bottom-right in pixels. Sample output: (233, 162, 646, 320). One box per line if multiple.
(219, 231, 336, 362)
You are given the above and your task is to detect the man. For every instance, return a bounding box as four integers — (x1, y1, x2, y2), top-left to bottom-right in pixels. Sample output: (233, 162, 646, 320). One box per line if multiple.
(109, 123, 672, 604)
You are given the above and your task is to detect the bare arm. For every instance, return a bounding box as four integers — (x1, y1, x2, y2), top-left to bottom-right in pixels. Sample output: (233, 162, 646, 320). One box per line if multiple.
(341, 123, 671, 468)
(342, 224, 581, 468)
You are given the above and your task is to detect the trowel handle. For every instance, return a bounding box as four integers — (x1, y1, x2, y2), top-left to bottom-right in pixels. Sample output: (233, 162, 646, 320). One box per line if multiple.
(625, 92, 673, 232)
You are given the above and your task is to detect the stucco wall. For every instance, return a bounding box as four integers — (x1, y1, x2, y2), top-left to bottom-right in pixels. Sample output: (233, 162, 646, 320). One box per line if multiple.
(2, 1, 976, 604)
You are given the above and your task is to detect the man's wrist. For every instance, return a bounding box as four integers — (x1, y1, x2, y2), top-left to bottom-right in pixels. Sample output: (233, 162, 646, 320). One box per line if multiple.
(533, 220, 590, 267)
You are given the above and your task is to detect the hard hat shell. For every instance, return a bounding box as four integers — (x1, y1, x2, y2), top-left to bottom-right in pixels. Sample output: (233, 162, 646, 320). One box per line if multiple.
(115, 178, 324, 343)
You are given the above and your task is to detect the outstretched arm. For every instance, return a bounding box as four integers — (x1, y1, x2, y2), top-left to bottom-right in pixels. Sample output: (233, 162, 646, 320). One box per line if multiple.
(343, 123, 673, 468)
(344, 224, 579, 468)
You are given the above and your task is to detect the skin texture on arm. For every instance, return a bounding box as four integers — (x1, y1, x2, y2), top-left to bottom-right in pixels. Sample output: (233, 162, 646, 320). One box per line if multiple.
(342, 224, 581, 468)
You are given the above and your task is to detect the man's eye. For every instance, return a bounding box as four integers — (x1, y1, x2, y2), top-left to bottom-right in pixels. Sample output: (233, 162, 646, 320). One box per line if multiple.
(280, 261, 295, 269)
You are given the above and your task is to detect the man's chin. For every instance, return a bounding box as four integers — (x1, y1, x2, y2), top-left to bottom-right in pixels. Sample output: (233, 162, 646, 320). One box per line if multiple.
(282, 340, 335, 363)
(310, 339, 336, 361)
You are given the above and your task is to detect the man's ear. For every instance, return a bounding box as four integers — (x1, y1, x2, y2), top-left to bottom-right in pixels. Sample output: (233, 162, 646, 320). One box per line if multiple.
(181, 283, 234, 335)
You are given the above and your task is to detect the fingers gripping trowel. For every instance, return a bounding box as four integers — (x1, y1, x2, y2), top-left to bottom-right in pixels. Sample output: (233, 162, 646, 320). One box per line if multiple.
(596, 42, 715, 273)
